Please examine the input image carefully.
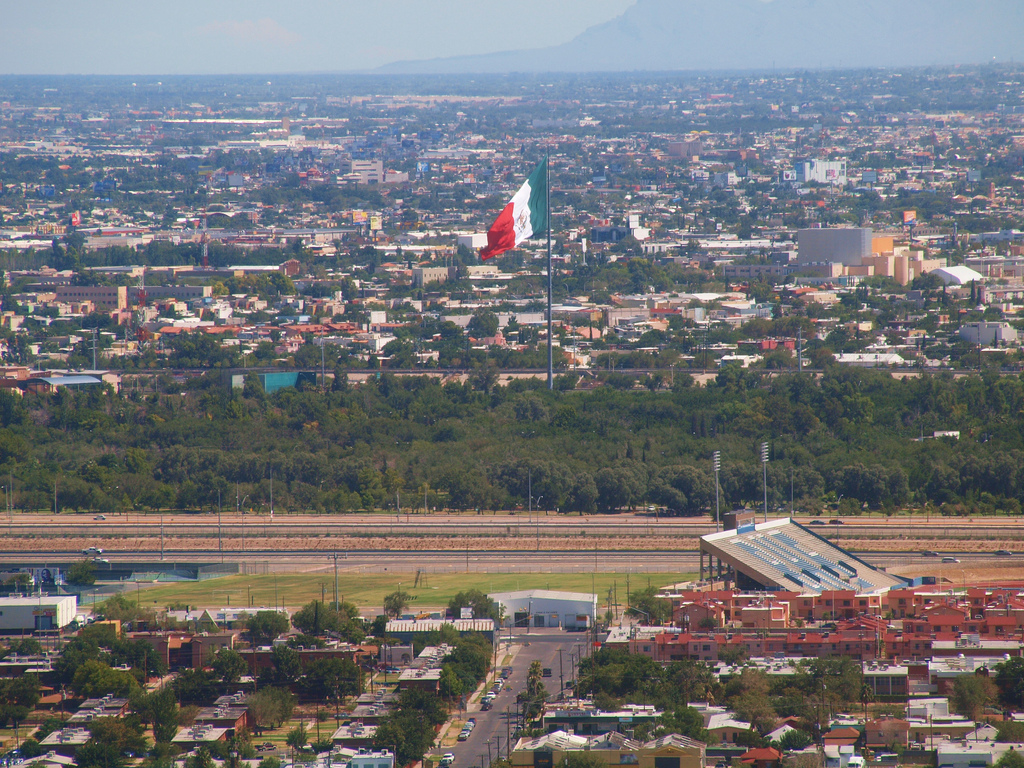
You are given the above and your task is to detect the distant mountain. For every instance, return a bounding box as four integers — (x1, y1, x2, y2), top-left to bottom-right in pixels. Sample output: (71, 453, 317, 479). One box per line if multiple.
(379, 0, 1024, 73)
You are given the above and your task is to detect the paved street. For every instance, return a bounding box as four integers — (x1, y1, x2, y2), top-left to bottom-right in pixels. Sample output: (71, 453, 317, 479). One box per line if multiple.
(439, 628, 590, 768)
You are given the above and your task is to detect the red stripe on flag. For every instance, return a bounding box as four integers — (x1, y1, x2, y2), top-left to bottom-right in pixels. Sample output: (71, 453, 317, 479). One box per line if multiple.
(479, 202, 515, 260)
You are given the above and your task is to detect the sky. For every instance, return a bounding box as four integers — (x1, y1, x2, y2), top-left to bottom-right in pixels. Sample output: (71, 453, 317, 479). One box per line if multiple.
(0, 0, 636, 75)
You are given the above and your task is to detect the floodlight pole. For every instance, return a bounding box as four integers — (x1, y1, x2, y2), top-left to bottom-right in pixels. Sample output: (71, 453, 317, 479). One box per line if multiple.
(712, 451, 721, 531)
(761, 442, 769, 522)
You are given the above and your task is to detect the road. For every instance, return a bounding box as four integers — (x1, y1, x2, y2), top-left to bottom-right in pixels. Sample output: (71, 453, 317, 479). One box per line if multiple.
(1, 512, 1023, 542)
(441, 628, 585, 768)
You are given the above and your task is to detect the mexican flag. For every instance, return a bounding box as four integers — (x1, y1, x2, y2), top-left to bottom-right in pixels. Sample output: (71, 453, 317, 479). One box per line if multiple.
(479, 158, 547, 260)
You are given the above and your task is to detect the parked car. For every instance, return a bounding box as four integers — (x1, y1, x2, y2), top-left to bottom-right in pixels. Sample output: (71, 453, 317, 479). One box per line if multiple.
(457, 732, 469, 742)
(440, 754, 455, 767)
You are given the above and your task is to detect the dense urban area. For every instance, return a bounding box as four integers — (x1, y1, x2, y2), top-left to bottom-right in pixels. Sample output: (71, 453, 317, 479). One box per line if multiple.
(1, 67, 1024, 768)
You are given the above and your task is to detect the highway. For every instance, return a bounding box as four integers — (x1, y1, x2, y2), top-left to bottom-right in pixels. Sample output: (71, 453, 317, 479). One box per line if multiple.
(0, 547, 1013, 574)
(0, 512, 1022, 541)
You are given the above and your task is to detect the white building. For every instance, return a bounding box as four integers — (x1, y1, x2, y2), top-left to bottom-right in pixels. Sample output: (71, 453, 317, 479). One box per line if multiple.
(457, 233, 488, 250)
(933, 265, 984, 285)
(0, 595, 77, 632)
(350, 750, 395, 768)
(488, 589, 597, 630)
(796, 159, 848, 186)
(959, 321, 1018, 346)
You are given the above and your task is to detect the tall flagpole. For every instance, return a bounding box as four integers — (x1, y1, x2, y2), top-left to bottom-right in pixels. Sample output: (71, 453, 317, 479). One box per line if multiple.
(546, 155, 553, 390)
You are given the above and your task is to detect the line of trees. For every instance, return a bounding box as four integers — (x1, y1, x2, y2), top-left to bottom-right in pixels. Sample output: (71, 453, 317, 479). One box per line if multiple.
(4, 366, 1024, 517)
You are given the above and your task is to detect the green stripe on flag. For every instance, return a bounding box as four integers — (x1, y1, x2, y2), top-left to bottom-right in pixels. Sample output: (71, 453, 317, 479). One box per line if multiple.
(527, 158, 548, 237)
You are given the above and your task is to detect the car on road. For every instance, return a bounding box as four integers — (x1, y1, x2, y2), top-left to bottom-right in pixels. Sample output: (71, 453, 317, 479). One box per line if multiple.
(942, 556, 960, 563)
(995, 550, 1014, 556)
(93, 515, 106, 521)
(440, 754, 455, 767)
(828, 519, 844, 525)
(922, 551, 939, 557)
(808, 519, 825, 525)
(82, 547, 104, 555)
(91, 557, 110, 564)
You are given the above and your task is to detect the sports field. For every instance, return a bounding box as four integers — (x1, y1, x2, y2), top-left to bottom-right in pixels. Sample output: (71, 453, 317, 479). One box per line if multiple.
(133, 571, 694, 612)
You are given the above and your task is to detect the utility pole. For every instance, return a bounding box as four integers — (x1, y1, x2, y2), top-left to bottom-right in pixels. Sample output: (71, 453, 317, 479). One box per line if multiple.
(797, 327, 803, 371)
(713, 450, 721, 531)
(330, 552, 341, 611)
(218, 490, 223, 563)
(761, 441, 770, 522)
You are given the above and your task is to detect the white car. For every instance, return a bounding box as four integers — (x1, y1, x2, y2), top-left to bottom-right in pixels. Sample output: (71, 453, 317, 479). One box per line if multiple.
(83, 547, 104, 555)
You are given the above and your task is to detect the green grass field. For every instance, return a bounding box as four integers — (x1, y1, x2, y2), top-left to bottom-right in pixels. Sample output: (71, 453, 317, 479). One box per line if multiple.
(133, 571, 694, 612)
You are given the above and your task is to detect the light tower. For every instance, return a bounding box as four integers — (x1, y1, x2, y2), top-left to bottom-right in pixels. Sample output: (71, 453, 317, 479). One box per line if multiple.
(761, 441, 769, 521)
(712, 450, 721, 531)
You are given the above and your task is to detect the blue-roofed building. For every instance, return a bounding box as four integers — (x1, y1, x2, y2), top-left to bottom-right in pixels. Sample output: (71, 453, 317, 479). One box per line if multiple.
(700, 517, 905, 597)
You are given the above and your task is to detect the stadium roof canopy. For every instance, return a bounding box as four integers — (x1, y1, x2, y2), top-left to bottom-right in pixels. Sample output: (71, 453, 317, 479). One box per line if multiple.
(700, 517, 906, 595)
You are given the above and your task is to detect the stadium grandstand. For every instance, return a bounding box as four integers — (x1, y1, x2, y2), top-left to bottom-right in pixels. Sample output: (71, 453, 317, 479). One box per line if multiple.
(700, 516, 906, 596)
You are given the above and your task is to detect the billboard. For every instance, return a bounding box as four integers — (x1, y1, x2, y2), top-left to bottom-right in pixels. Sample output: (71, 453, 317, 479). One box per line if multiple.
(903, 210, 917, 224)
(351, 210, 368, 224)
(369, 215, 382, 231)
(782, 170, 797, 182)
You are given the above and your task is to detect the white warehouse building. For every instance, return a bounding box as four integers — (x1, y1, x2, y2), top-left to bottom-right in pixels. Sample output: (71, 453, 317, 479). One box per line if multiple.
(488, 589, 597, 630)
(0, 595, 78, 632)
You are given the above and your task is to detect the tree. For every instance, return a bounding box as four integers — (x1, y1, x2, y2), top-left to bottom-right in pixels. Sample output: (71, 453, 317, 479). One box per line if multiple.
(438, 664, 463, 702)
(467, 311, 499, 339)
(777, 729, 814, 751)
(302, 657, 362, 701)
(270, 644, 302, 684)
(951, 674, 998, 720)
(998, 722, 1024, 743)
(996, 657, 1024, 708)
(291, 600, 358, 636)
(286, 722, 308, 757)
(247, 687, 295, 733)
(74, 717, 147, 768)
(172, 669, 218, 705)
(132, 688, 179, 744)
(66, 559, 97, 586)
(72, 660, 139, 698)
(448, 590, 500, 622)
(996, 751, 1024, 768)
(247, 611, 290, 645)
(627, 586, 671, 624)
(565, 754, 606, 768)
(383, 590, 413, 619)
(212, 648, 248, 684)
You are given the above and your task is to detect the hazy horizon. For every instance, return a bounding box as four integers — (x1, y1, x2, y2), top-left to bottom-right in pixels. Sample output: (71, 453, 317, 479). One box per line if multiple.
(0, 0, 633, 76)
